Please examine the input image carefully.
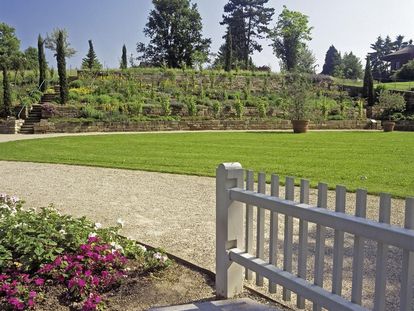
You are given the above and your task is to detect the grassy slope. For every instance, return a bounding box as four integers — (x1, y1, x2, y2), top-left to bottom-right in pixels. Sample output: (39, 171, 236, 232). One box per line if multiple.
(338, 78, 414, 91)
(0, 132, 412, 197)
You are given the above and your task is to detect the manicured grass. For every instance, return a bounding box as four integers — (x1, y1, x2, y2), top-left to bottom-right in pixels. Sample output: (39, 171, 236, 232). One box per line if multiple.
(337, 78, 414, 91)
(0, 132, 413, 197)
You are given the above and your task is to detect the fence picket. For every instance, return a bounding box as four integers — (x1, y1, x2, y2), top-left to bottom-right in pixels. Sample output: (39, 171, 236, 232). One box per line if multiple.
(269, 174, 280, 293)
(351, 189, 367, 305)
(256, 172, 266, 286)
(297, 179, 310, 308)
(400, 198, 414, 311)
(332, 186, 346, 296)
(245, 170, 254, 280)
(313, 183, 328, 311)
(283, 177, 295, 301)
(373, 193, 391, 311)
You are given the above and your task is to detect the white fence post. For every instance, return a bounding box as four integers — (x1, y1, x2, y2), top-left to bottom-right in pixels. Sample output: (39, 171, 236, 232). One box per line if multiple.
(216, 163, 244, 298)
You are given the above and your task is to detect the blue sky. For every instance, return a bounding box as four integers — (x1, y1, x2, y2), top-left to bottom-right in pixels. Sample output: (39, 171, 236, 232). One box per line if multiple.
(1, 0, 413, 71)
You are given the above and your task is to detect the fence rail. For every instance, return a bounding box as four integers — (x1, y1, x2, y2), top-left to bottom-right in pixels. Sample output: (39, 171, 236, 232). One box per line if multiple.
(216, 163, 414, 311)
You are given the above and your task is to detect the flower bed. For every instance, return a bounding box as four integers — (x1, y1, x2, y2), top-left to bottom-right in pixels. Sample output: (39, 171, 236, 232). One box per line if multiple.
(0, 194, 170, 310)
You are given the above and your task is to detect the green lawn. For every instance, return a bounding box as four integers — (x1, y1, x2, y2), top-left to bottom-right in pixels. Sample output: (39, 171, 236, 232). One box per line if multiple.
(0, 132, 413, 197)
(337, 78, 414, 91)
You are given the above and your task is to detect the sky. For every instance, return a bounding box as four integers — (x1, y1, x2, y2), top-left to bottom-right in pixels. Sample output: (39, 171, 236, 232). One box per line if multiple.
(1, 0, 414, 72)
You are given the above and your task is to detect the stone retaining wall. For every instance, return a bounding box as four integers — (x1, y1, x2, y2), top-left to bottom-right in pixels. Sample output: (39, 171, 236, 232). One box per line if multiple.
(0, 118, 24, 134)
(34, 119, 370, 134)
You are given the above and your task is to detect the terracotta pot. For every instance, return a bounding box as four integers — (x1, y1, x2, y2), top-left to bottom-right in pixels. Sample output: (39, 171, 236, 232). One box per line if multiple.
(291, 120, 309, 133)
(382, 121, 395, 132)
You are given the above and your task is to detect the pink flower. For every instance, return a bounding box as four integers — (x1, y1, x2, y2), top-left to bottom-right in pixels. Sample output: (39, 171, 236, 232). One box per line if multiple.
(34, 278, 44, 286)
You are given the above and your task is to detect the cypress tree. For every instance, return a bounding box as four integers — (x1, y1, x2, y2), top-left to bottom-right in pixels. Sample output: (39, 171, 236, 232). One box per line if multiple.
(2, 66, 12, 117)
(121, 44, 127, 69)
(56, 31, 68, 105)
(224, 28, 233, 72)
(81, 40, 102, 70)
(321, 45, 341, 76)
(363, 56, 374, 106)
(38, 34, 48, 92)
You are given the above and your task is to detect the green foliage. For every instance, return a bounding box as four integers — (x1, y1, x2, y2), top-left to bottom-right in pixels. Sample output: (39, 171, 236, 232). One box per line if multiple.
(45, 28, 76, 58)
(321, 45, 341, 76)
(80, 105, 105, 120)
(1, 68, 12, 117)
(224, 28, 233, 72)
(234, 97, 244, 118)
(393, 60, 414, 81)
(340, 52, 363, 80)
(212, 100, 221, 118)
(81, 40, 102, 70)
(269, 6, 312, 71)
(377, 90, 406, 120)
(56, 31, 68, 105)
(120, 44, 128, 70)
(221, 0, 274, 67)
(38, 35, 48, 92)
(137, 0, 211, 68)
(256, 98, 268, 118)
(160, 95, 171, 116)
(363, 56, 375, 106)
(283, 73, 312, 120)
(185, 96, 197, 116)
(68, 79, 83, 88)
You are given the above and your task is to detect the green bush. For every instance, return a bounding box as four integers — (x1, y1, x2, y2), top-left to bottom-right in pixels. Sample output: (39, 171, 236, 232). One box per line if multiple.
(234, 98, 244, 119)
(160, 95, 171, 116)
(185, 96, 197, 116)
(96, 94, 112, 105)
(212, 100, 221, 118)
(393, 60, 414, 81)
(80, 105, 105, 120)
(68, 79, 83, 88)
(377, 90, 406, 120)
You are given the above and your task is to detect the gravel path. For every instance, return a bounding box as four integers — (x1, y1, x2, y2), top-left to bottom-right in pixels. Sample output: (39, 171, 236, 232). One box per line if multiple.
(0, 132, 410, 310)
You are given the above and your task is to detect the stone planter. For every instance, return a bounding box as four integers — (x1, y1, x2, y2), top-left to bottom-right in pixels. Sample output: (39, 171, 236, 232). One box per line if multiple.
(0, 118, 24, 134)
(291, 120, 309, 133)
(382, 121, 396, 132)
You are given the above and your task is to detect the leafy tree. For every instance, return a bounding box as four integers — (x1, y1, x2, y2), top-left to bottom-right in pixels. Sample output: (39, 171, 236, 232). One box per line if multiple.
(24, 47, 38, 71)
(120, 44, 127, 69)
(362, 56, 374, 106)
(38, 34, 48, 91)
(56, 31, 68, 105)
(224, 28, 233, 72)
(45, 28, 76, 58)
(296, 44, 316, 74)
(137, 0, 211, 68)
(269, 6, 312, 72)
(0, 22, 20, 117)
(341, 52, 363, 79)
(321, 45, 341, 76)
(81, 40, 102, 70)
(221, 0, 274, 68)
(10, 51, 26, 82)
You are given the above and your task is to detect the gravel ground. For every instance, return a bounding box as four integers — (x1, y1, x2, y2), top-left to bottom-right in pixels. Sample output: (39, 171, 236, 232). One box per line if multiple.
(0, 133, 411, 310)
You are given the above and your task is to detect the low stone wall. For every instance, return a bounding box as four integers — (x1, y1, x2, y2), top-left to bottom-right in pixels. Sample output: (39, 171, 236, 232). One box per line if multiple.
(0, 118, 24, 134)
(395, 120, 414, 131)
(34, 119, 370, 134)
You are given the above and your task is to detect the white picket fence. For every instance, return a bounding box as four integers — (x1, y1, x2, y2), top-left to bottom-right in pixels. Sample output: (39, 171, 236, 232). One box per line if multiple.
(216, 163, 414, 311)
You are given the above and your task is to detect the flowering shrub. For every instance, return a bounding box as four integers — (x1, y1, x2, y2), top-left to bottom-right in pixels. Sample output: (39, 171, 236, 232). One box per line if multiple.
(0, 194, 171, 310)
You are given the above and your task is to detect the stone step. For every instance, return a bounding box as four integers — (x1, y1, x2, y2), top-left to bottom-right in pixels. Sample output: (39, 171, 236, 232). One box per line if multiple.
(149, 298, 280, 311)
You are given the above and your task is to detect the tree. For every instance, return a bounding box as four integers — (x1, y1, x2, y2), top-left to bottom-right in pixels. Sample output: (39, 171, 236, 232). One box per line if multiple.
(341, 52, 363, 79)
(45, 28, 76, 58)
(56, 31, 68, 105)
(137, 0, 211, 68)
(393, 60, 414, 81)
(81, 40, 102, 70)
(224, 28, 233, 72)
(221, 0, 274, 67)
(120, 44, 127, 69)
(369, 34, 413, 81)
(0, 22, 20, 117)
(321, 45, 341, 76)
(38, 34, 48, 91)
(296, 44, 316, 74)
(362, 56, 374, 106)
(269, 6, 312, 72)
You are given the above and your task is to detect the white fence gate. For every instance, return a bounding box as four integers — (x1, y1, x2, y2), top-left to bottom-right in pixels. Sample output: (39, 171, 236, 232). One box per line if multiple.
(216, 163, 414, 311)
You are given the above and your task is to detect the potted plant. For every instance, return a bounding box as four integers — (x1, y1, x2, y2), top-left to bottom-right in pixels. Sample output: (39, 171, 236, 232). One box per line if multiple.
(377, 90, 406, 132)
(283, 73, 312, 133)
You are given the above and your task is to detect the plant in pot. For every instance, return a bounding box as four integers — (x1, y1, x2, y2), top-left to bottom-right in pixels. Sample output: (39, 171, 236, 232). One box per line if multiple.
(377, 90, 406, 132)
(283, 73, 312, 133)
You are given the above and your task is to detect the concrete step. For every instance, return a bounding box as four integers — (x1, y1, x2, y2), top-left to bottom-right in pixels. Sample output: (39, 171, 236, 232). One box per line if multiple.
(149, 298, 280, 311)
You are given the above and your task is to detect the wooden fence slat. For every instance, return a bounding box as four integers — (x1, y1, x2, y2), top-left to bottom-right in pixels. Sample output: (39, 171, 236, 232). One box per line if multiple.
(269, 174, 280, 293)
(351, 189, 367, 305)
(332, 186, 346, 296)
(256, 172, 266, 286)
(400, 198, 414, 311)
(283, 177, 295, 301)
(245, 170, 254, 280)
(297, 179, 310, 309)
(373, 193, 391, 311)
(313, 183, 328, 311)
